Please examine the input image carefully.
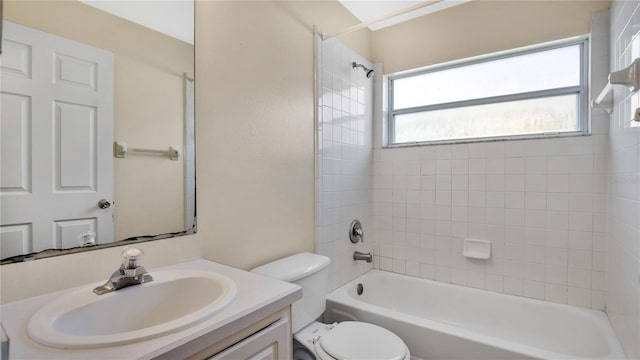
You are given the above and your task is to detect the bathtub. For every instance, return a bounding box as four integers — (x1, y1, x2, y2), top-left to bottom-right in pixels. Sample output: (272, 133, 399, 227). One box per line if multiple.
(324, 270, 625, 360)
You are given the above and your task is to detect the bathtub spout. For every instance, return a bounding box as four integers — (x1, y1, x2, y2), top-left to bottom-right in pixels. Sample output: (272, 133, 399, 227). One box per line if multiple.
(353, 251, 373, 263)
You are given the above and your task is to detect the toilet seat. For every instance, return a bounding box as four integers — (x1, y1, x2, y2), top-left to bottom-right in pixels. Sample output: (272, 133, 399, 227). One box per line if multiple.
(313, 322, 408, 360)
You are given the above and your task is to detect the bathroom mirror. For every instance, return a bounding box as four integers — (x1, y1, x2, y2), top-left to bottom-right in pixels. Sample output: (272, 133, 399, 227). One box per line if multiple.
(0, 0, 195, 263)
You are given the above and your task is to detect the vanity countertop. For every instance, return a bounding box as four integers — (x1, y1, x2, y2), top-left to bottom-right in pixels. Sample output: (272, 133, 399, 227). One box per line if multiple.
(1, 259, 302, 359)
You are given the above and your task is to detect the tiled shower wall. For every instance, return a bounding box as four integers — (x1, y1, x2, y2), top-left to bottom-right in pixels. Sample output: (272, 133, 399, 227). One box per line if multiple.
(606, 1, 640, 358)
(371, 14, 610, 310)
(315, 33, 374, 291)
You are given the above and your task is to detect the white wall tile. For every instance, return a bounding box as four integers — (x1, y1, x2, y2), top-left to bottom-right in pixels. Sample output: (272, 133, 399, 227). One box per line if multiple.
(526, 174, 547, 192)
(524, 280, 545, 300)
(547, 193, 569, 211)
(547, 156, 569, 174)
(568, 287, 592, 308)
(506, 192, 525, 209)
(545, 283, 568, 303)
(526, 157, 547, 174)
(506, 158, 525, 174)
(452, 159, 469, 174)
(606, 2, 640, 358)
(504, 276, 524, 295)
(469, 159, 486, 174)
(317, 37, 374, 290)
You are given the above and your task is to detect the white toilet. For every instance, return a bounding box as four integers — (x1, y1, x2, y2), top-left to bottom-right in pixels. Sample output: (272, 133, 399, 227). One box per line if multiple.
(251, 253, 410, 360)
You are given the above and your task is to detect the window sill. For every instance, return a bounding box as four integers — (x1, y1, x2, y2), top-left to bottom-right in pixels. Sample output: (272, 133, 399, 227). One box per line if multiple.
(383, 131, 591, 149)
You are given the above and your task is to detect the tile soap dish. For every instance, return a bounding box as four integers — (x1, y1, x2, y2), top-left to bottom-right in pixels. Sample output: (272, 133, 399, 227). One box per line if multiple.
(463, 238, 491, 260)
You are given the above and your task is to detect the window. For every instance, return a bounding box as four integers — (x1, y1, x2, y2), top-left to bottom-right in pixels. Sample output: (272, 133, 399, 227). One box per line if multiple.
(388, 38, 588, 145)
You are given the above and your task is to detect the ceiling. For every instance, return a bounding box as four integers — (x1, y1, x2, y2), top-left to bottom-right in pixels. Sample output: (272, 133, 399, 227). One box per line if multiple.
(80, 0, 193, 44)
(339, 0, 470, 31)
(78, 0, 466, 44)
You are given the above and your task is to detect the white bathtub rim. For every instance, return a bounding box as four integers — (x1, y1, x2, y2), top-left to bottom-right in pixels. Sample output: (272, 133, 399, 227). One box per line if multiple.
(331, 294, 600, 360)
(327, 270, 626, 360)
(328, 300, 553, 360)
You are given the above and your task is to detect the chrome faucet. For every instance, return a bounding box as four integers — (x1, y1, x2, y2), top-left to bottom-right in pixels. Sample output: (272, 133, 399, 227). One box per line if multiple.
(353, 251, 373, 263)
(93, 246, 153, 295)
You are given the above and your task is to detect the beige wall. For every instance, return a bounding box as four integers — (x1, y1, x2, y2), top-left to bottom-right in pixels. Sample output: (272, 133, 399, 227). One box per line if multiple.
(372, 0, 611, 74)
(0, 235, 200, 303)
(4, 1, 193, 240)
(195, 1, 370, 270)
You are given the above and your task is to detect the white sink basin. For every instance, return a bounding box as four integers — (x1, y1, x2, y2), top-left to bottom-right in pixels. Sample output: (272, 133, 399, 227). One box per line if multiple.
(28, 269, 237, 349)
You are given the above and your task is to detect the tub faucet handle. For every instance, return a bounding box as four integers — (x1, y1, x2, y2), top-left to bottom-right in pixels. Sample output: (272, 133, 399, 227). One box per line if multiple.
(350, 219, 364, 243)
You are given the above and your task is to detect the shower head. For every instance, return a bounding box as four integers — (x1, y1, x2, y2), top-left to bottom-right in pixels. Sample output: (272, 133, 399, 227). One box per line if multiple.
(352, 61, 374, 79)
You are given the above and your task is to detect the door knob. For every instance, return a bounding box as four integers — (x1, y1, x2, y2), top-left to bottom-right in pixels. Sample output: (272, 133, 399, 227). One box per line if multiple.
(98, 199, 111, 209)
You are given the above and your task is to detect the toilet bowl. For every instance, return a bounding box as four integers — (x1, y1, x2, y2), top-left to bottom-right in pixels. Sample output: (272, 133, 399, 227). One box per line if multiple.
(251, 253, 410, 360)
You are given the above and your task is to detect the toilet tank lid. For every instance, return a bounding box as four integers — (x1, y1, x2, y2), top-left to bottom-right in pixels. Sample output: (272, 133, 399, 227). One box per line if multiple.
(251, 253, 331, 282)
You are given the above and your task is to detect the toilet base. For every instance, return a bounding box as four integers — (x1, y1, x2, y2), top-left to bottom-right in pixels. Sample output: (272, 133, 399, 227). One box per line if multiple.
(293, 338, 316, 360)
(293, 322, 334, 360)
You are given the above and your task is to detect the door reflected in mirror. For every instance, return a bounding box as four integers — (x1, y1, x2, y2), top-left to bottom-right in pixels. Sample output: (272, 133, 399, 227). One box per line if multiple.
(0, 0, 195, 262)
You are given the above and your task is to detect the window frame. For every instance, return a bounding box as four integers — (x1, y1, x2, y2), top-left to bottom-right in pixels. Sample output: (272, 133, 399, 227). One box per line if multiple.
(386, 36, 590, 147)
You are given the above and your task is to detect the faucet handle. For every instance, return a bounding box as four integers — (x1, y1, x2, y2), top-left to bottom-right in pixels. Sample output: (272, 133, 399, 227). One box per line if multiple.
(122, 246, 144, 270)
(350, 220, 364, 243)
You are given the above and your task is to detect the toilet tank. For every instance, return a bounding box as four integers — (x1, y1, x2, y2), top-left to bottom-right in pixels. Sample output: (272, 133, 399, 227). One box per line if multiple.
(251, 253, 330, 333)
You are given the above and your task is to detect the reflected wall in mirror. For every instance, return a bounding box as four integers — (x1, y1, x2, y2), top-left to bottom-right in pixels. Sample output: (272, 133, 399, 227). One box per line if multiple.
(0, 0, 195, 263)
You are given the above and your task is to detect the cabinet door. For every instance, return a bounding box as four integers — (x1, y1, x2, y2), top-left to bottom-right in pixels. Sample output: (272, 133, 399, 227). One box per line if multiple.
(247, 343, 277, 360)
(208, 318, 290, 360)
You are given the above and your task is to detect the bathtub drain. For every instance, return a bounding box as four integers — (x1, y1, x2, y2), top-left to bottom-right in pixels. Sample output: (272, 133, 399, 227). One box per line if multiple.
(357, 283, 364, 295)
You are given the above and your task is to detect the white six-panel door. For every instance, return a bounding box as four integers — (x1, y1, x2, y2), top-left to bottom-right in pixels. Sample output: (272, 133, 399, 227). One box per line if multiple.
(1, 21, 114, 257)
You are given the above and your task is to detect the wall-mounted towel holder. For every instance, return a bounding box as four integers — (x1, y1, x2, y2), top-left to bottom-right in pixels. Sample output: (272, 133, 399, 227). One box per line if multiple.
(592, 58, 640, 117)
(114, 141, 181, 161)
